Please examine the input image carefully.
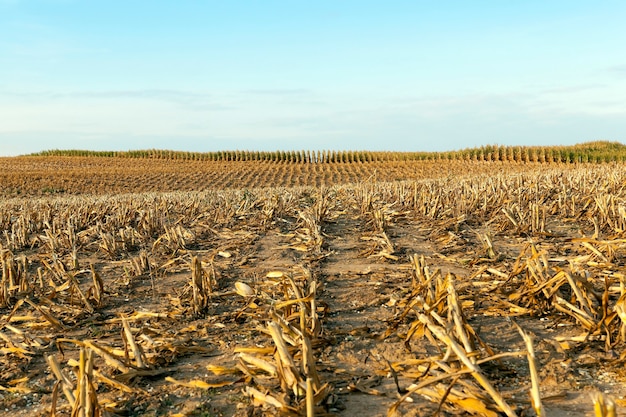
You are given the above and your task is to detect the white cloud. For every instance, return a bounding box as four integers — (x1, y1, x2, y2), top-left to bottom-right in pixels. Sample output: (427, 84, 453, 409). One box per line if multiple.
(608, 65, 626, 75)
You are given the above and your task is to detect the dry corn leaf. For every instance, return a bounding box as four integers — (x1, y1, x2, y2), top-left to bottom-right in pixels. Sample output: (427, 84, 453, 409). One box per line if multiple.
(7, 377, 28, 385)
(4, 315, 38, 323)
(0, 384, 32, 394)
(238, 352, 277, 376)
(245, 386, 285, 409)
(557, 340, 573, 350)
(486, 268, 509, 279)
(452, 397, 497, 417)
(3, 324, 24, 335)
(234, 346, 275, 355)
(0, 346, 34, 356)
(96, 370, 139, 394)
(104, 311, 176, 323)
(415, 386, 498, 417)
(290, 244, 310, 252)
(206, 364, 242, 376)
(23, 299, 65, 330)
(165, 376, 236, 389)
(274, 293, 315, 310)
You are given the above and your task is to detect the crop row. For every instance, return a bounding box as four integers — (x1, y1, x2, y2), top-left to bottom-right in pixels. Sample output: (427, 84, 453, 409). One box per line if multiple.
(28, 140, 626, 164)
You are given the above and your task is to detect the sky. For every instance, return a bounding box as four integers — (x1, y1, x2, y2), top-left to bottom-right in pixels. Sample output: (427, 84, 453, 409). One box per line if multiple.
(1, 1, 626, 156)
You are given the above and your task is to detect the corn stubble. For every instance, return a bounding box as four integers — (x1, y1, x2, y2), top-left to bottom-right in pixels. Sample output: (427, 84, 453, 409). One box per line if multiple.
(2, 161, 626, 415)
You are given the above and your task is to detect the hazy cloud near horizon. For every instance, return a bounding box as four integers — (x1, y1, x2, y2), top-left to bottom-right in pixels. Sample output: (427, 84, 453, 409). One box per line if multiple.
(1, 1, 625, 156)
(2, 86, 625, 156)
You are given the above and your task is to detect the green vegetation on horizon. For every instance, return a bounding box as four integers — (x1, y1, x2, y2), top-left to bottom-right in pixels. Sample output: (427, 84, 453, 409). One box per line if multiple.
(26, 141, 626, 164)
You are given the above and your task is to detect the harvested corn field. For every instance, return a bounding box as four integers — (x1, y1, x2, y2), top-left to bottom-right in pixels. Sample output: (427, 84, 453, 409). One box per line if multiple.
(0, 156, 540, 197)
(1, 155, 626, 416)
(3, 140, 625, 197)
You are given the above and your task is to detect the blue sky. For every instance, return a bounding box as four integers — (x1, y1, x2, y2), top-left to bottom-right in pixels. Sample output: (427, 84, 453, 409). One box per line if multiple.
(1, 1, 625, 155)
